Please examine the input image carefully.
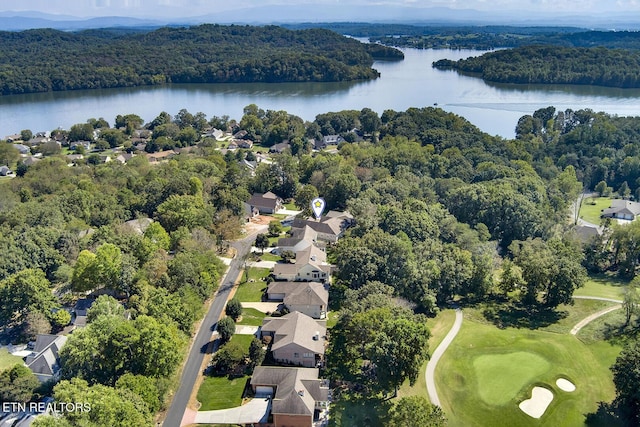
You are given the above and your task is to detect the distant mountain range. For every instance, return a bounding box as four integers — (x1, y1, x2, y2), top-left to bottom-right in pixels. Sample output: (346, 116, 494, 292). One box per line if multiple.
(0, 6, 639, 31)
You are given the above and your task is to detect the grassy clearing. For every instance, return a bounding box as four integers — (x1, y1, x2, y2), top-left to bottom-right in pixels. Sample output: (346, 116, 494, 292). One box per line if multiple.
(437, 312, 620, 427)
(197, 375, 250, 411)
(574, 274, 627, 301)
(329, 396, 391, 427)
(579, 197, 612, 224)
(0, 348, 22, 372)
(255, 252, 280, 262)
(237, 308, 267, 326)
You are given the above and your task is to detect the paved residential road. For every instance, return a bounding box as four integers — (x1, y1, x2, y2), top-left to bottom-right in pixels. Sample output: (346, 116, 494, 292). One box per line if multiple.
(426, 308, 463, 407)
(162, 227, 266, 427)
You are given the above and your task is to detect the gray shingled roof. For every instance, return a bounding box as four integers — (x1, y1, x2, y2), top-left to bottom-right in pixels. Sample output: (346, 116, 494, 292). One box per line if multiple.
(261, 312, 326, 354)
(250, 367, 328, 416)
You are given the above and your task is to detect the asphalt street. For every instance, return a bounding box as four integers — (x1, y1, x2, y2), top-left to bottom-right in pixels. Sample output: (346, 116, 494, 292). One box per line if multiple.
(162, 229, 262, 427)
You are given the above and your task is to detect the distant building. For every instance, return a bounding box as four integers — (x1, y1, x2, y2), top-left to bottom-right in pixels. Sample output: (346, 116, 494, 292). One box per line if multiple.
(248, 191, 283, 214)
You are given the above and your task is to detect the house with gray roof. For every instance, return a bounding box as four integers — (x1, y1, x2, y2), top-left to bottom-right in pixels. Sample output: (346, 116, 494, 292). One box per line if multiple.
(601, 199, 640, 221)
(267, 281, 328, 319)
(277, 225, 317, 254)
(25, 334, 67, 382)
(260, 311, 327, 368)
(250, 366, 329, 427)
(248, 191, 283, 214)
(290, 211, 355, 243)
(272, 245, 332, 283)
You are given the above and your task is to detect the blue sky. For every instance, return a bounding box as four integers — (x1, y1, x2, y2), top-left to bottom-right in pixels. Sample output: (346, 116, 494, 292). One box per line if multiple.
(2, 0, 640, 19)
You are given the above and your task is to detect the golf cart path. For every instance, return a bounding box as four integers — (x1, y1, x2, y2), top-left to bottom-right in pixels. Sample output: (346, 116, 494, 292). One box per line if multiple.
(426, 308, 463, 407)
(570, 295, 623, 335)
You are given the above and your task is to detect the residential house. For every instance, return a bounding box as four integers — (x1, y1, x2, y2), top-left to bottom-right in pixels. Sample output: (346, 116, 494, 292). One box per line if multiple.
(236, 139, 254, 149)
(601, 199, 640, 221)
(69, 140, 91, 151)
(272, 245, 332, 283)
(233, 130, 248, 140)
(269, 141, 291, 153)
(244, 202, 260, 222)
(291, 211, 355, 243)
(314, 135, 344, 150)
(115, 153, 135, 164)
(248, 191, 283, 214)
(250, 366, 329, 427)
(23, 156, 42, 166)
(65, 154, 84, 165)
(13, 143, 31, 155)
(573, 224, 602, 244)
(267, 281, 328, 319)
(72, 298, 95, 328)
(25, 334, 68, 382)
(146, 149, 176, 163)
(260, 312, 327, 368)
(277, 225, 317, 253)
(227, 140, 238, 150)
(203, 128, 224, 140)
(4, 134, 22, 143)
(0, 166, 14, 176)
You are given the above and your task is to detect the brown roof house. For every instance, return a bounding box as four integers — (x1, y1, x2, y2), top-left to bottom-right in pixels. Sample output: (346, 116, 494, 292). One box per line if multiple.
(250, 366, 329, 427)
(25, 334, 68, 382)
(248, 191, 283, 214)
(291, 211, 355, 243)
(260, 312, 327, 368)
(267, 281, 328, 319)
(272, 245, 332, 283)
(601, 199, 640, 221)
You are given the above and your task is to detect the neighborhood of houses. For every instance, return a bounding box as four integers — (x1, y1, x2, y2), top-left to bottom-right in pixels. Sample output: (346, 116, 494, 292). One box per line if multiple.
(216, 193, 355, 427)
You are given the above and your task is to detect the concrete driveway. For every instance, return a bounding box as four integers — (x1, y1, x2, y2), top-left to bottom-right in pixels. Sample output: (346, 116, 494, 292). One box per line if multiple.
(242, 302, 281, 313)
(194, 398, 271, 424)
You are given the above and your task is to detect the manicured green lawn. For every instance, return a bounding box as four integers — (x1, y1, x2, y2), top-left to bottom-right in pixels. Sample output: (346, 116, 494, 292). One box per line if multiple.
(255, 252, 280, 262)
(574, 273, 627, 301)
(197, 334, 256, 411)
(436, 313, 621, 427)
(0, 348, 22, 372)
(578, 197, 612, 224)
(329, 396, 391, 427)
(237, 308, 267, 326)
(197, 375, 250, 410)
(234, 281, 267, 303)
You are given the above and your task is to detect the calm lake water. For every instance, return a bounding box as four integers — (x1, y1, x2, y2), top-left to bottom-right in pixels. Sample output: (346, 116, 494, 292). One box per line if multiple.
(2, 48, 640, 139)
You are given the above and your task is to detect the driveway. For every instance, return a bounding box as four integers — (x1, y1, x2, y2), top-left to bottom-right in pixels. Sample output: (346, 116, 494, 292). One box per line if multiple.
(235, 325, 260, 335)
(194, 398, 271, 424)
(247, 260, 276, 269)
(242, 302, 281, 313)
(426, 309, 463, 407)
(276, 208, 302, 216)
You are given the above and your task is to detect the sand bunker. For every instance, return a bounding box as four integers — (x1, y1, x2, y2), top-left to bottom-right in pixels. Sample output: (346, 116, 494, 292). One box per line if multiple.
(556, 378, 576, 392)
(519, 387, 554, 418)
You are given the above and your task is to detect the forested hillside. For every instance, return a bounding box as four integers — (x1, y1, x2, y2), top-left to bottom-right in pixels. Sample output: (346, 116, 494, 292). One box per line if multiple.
(0, 24, 402, 95)
(433, 45, 640, 88)
(4, 103, 640, 425)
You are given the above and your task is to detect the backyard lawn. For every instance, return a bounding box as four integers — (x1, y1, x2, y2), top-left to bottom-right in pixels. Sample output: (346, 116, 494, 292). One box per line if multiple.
(0, 348, 22, 372)
(578, 196, 612, 224)
(574, 273, 627, 301)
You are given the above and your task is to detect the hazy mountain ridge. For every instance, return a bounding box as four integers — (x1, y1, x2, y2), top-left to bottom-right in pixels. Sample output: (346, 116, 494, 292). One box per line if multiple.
(0, 6, 639, 31)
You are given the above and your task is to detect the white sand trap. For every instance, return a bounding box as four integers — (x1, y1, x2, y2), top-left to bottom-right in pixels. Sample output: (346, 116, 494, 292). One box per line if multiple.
(556, 378, 576, 392)
(519, 387, 554, 418)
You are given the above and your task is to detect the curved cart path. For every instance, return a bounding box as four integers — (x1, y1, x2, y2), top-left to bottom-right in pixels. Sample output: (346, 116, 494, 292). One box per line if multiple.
(570, 295, 623, 336)
(426, 308, 463, 407)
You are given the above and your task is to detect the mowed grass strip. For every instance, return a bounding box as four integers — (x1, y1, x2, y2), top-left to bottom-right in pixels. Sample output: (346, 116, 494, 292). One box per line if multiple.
(473, 352, 550, 406)
(574, 273, 627, 301)
(579, 196, 612, 224)
(437, 309, 620, 427)
(237, 308, 267, 326)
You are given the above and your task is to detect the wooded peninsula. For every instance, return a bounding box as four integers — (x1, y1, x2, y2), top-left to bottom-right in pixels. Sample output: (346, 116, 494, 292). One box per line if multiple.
(433, 45, 640, 88)
(0, 24, 403, 96)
